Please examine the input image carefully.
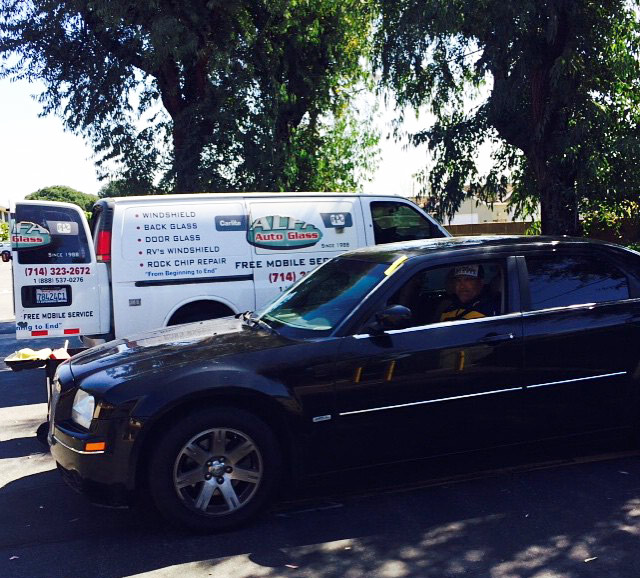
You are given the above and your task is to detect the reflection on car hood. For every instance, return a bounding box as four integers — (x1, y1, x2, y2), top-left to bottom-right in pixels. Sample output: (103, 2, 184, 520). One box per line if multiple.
(68, 317, 287, 382)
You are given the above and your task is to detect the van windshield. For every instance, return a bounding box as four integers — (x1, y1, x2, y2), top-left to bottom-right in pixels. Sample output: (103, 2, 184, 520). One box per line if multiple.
(257, 257, 389, 338)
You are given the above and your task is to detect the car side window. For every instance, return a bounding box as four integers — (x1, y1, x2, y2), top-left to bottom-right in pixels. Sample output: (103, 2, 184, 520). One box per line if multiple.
(370, 201, 437, 244)
(525, 253, 629, 311)
(385, 261, 506, 328)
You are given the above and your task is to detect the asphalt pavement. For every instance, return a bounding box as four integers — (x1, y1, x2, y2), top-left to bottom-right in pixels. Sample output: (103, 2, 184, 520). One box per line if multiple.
(2, 261, 640, 577)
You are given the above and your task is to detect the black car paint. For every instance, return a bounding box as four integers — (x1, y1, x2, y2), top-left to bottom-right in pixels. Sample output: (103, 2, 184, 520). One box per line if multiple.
(49, 236, 640, 507)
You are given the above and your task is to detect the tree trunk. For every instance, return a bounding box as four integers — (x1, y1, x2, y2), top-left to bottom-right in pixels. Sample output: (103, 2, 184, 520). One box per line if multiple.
(527, 5, 579, 236)
(538, 179, 579, 236)
(172, 111, 206, 193)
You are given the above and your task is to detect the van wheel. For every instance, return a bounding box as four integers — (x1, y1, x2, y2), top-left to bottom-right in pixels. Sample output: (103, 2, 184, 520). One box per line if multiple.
(168, 301, 233, 325)
(147, 407, 281, 532)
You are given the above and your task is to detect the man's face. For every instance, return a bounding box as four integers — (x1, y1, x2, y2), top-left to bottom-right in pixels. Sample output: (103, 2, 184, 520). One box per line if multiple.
(454, 275, 483, 304)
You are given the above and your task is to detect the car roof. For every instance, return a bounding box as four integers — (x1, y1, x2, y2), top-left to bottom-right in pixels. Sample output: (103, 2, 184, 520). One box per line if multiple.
(341, 235, 628, 263)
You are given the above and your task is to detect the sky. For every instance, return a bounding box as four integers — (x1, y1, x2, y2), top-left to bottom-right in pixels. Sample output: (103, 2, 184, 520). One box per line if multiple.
(0, 78, 433, 210)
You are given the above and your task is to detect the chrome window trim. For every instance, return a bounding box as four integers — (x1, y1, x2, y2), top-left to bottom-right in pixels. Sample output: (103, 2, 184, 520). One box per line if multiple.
(353, 311, 523, 339)
(339, 371, 627, 417)
(52, 435, 105, 455)
(522, 297, 640, 316)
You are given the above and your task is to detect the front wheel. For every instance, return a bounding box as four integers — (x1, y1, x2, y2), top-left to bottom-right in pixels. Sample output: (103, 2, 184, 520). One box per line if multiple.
(147, 407, 281, 532)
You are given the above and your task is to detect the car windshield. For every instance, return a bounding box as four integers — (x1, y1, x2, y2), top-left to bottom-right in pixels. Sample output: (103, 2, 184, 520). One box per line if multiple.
(257, 257, 390, 338)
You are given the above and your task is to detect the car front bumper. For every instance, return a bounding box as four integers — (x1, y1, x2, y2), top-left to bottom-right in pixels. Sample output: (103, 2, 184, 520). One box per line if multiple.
(49, 420, 136, 508)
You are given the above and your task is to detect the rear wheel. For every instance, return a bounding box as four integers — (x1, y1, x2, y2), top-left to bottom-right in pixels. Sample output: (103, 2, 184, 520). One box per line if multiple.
(167, 301, 233, 325)
(147, 407, 281, 531)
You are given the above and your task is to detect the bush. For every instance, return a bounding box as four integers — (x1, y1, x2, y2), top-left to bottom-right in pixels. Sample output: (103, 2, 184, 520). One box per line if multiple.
(26, 186, 97, 212)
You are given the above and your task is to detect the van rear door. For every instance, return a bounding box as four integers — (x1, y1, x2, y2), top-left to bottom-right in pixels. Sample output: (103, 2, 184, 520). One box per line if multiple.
(12, 201, 109, 339)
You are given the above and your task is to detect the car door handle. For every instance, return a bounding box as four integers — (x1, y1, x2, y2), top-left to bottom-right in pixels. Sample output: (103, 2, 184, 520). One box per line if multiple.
(479, 332, 514, 344)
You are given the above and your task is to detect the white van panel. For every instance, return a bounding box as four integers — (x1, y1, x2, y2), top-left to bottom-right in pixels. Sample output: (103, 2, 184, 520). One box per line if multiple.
(115, 202, 249, 282)
(247, 199, 365, 305)
(109, 200, 255, 336)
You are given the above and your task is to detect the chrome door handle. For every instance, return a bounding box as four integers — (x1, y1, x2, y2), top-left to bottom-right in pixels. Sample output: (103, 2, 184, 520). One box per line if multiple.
(479, 332, 514, 344)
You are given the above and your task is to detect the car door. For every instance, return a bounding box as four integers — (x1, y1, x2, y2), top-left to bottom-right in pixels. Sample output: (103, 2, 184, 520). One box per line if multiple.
(330, 255, 526, 469)
(520, 248, 640, 439)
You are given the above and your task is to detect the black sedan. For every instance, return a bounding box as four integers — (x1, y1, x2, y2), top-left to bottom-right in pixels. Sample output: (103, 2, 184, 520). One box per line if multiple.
(49, 236, 640, 531)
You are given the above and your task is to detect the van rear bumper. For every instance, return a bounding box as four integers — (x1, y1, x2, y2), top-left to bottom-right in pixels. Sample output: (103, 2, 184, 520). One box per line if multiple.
(81, 335, 108, 348)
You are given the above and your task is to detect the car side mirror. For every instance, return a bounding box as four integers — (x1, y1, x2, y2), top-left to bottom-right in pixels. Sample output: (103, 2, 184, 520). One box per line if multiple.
(364, 304, 412, 334)
(1, 251, 11, 263)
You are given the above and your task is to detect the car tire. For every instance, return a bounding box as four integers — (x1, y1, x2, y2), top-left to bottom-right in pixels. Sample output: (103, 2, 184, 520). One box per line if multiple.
(147, 407, 281, 532)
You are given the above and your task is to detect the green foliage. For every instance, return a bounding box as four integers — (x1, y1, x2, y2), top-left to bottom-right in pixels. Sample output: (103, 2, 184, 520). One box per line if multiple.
(375, 0, 640, 235)
(26, 186, 97, 211)
(581, 199, 640, 244)
(525, 221, 542, 236)
(0, 222, 8, 242)
(1, 0, 378, 194)
(98, 180, 158, 198)
(581, 199, 637, 235)
(280, 104, 380, 192)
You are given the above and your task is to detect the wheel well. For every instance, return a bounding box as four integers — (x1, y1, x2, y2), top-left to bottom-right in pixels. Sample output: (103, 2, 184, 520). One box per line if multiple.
(133, 393, 295, 492)
(167, 300, 234, 326)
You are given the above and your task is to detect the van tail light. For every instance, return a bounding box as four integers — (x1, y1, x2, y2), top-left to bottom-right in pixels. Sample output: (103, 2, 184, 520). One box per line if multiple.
(96, 231, 112, 262)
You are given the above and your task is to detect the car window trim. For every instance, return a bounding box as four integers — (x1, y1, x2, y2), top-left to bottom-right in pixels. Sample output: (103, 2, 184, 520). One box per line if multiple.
(353, 311, 523, 339)
(521, 296, 640, 318)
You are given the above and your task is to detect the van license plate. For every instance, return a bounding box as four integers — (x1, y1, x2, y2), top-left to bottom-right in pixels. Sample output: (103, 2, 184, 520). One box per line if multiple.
(35, 288, 68, 305)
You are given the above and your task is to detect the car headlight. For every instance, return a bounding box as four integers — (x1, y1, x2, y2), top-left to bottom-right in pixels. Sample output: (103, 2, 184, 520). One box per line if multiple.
(71, 390, 95, 430)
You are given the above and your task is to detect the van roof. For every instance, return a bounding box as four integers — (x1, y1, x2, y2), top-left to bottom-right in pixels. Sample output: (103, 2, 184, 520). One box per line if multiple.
(98, 192, 412, 204)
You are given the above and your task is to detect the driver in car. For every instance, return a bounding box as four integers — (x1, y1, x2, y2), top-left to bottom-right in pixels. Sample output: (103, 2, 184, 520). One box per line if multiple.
(440, 264, 498, 322)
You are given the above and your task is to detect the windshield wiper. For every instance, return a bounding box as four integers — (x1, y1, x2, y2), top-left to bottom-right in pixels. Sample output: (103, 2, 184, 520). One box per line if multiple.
(236, 311, 277, 334)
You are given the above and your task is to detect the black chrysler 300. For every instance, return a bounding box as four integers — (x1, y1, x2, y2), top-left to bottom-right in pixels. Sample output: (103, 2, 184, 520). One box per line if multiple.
(49, 236, 640, 530)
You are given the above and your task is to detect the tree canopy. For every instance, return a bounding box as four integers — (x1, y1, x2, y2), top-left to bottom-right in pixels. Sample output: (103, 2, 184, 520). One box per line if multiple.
(1, 0, 377, 194)
(376, 0, 640, 235)
(26, 185, 97, 211)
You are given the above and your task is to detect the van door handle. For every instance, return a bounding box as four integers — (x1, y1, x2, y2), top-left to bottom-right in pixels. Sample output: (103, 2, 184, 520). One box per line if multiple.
(479, 332, 514, 344)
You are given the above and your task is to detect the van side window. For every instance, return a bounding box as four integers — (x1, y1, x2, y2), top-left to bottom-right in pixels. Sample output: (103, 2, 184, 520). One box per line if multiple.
(371, 201, 438, 244)
(14, 205, 91, 265)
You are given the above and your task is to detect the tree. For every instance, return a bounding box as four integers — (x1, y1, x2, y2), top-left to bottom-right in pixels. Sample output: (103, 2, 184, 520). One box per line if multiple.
(375, 0, 640, 235)
(26, 186, 97, 211)
(1, 0, 377, 194)
(97, 180, 157, 198)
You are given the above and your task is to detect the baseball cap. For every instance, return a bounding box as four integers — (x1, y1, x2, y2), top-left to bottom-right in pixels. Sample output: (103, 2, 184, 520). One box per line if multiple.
(453, 264, 483, 279)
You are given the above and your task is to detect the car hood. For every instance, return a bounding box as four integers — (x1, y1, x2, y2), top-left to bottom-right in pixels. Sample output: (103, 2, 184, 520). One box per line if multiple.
(68, 317, 289, 383)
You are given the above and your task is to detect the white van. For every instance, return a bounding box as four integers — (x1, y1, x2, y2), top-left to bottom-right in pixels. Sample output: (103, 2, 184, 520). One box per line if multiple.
(10, 193, 448, 345)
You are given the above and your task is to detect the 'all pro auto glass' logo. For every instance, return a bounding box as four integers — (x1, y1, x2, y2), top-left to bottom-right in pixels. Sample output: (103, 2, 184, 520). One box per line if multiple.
(12, 221, 52, 249)
(247, 215, 323, 250)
